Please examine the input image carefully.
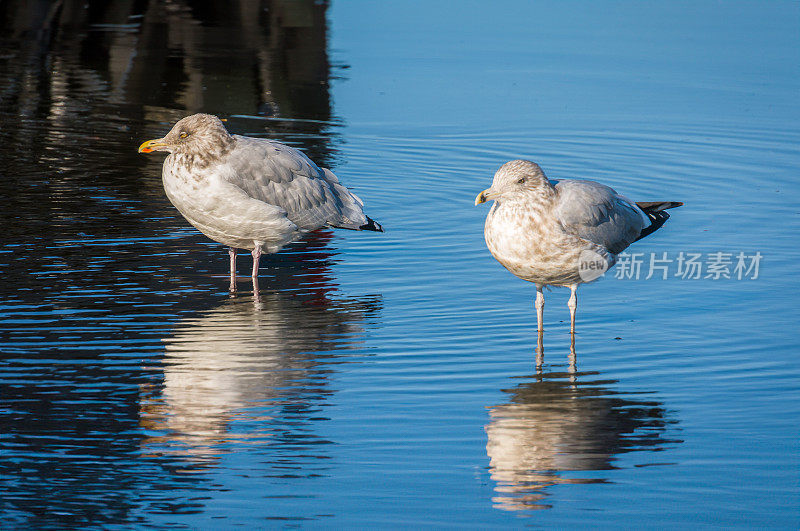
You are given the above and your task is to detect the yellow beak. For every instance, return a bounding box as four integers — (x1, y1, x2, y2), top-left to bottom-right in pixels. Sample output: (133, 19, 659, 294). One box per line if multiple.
(138, 138, 168, 153)
(475, 188, 492, 205)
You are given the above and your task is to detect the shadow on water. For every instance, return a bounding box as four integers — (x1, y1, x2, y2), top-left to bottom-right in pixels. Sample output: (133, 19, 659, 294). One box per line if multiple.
(485, 365, 682, 511)
(0, 1, 381, 527)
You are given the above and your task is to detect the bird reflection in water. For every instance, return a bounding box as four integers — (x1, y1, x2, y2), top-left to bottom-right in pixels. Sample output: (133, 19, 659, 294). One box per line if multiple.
(139, 235, 380, 469)
(534, 327, 577, 373)
(485, 367, 681, 511)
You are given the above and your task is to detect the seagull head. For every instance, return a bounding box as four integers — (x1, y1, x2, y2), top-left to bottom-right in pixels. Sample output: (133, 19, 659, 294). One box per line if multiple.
(138, 113, 234, 156)
(475, 160, 553, 205)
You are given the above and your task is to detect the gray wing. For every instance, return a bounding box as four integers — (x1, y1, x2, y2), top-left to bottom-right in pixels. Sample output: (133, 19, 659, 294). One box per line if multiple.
(553, 179, 648, 254)
(220, 135, 368, 231)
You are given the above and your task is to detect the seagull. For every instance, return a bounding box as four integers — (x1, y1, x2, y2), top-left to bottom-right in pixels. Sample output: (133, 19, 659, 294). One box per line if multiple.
(475, 159, 681, 336)
(139, 114, 382, 292)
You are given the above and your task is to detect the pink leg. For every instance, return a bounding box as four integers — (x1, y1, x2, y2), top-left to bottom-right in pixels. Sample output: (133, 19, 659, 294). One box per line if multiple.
(251, 246, 261, 279)
(228, 247, 237, 292)
(568, 284, 578, 334)
(535, 286, 545, 333)
(251, 245, 262, 302)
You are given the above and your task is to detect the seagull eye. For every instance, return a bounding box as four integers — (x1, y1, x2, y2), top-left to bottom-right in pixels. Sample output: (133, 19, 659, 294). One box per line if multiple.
(517, 178, 526, 184)
(179, 131, 189, 139)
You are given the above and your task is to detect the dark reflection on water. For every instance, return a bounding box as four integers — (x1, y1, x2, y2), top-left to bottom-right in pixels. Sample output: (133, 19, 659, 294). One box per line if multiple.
(486, 368, 681, 511)
(0, 0, 333, 116)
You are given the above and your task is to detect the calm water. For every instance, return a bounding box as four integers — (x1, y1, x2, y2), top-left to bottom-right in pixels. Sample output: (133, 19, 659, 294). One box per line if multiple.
(1, 0, 799, 528)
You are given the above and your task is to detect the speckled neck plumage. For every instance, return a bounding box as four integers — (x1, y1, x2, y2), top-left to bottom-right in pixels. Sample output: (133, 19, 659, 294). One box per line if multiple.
(496, 185, 556, 213)
(175, 131, 235, 171)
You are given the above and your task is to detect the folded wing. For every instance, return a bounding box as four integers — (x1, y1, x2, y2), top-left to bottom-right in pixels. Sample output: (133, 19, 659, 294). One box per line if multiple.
(220, 135, 369, 231)
(553, 179, 647, 255)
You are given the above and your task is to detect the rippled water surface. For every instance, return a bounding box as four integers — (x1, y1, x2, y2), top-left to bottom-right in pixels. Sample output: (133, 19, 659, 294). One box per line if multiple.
(1, 1, 798, 528)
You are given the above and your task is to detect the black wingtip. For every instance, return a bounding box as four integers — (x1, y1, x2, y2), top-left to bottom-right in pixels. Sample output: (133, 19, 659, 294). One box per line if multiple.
(359, 216, 384, 232)
(636, 201, 683, 212)
(634, 201, 682, 242)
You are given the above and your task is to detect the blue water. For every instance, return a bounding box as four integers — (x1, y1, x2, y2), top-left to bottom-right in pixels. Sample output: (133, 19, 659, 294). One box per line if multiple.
(1, 0, 798, 528)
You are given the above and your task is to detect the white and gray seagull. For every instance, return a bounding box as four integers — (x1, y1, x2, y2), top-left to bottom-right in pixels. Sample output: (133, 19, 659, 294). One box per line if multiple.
(139, 113, 382, 292)
(475, 159, 681, 336)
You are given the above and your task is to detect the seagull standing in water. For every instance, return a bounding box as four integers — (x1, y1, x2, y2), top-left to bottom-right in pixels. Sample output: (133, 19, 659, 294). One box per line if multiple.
(139, 114, 382, 293)
(475, 160, 681, 339)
